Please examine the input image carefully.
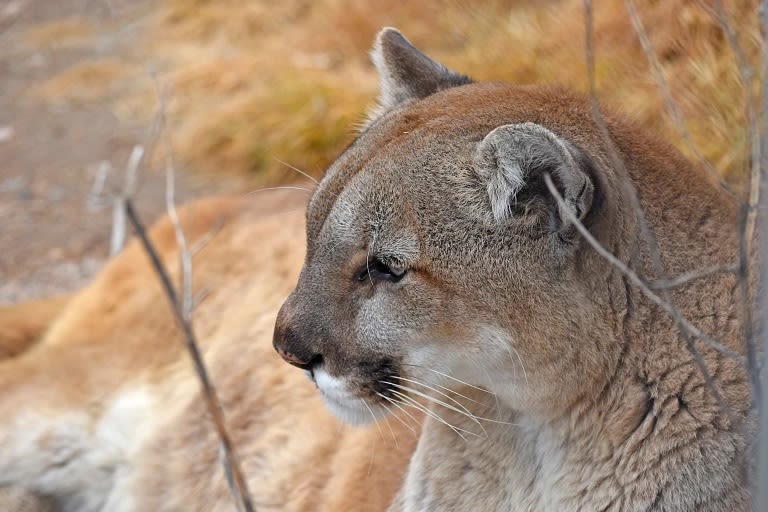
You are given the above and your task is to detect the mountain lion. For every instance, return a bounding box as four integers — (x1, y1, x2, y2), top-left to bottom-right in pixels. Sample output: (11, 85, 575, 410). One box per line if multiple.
(0, 28, 751, 511)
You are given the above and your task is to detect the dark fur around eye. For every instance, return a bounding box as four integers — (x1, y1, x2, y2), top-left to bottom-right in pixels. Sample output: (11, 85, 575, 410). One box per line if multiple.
(356, 258, 406, 283)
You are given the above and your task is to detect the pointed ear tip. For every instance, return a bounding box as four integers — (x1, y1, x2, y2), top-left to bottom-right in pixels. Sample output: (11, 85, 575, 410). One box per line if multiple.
(375, 27, 405, 44)
(373, 27, 410, 55)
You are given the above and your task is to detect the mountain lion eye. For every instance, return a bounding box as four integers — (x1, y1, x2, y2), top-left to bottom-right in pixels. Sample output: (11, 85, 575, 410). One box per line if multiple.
(356, 258, 407, 283)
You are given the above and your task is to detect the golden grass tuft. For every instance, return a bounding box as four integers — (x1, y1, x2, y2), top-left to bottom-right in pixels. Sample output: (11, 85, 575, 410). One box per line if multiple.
(33, 59, 135, 106)
(34, 0, 758, 186)
(139, 0, 759, 186)
(23, 18, 93, 49)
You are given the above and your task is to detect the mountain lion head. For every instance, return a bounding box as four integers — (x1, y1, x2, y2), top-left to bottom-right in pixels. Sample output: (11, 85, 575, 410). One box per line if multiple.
(274, 28, 627, 425)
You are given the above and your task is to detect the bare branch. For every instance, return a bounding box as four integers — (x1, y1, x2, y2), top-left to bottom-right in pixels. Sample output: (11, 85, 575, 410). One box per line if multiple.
(79, 63, 255, 512)
(584, 0, 672, 286)
(110, 197, 127, 257)
(107, 145, 144, 257)
(87, 160, 112, 212)
(623, 0, 735, 195)
(753, 1, 768, 509)
(650, 264, 739, 290)
(165, 160, 193, 320)
(123, 145, 144, 198)
(190, 219, 225, 257)
(701, 1, 763, 415)
(82, 5, 255, 510)
(545, 174, 740, 427)
(584, 0, 740, 429)
(124, 199, 255, 512)
(87, 77, 162, 259)
(150, 73, 255, 511)
(544, 175, 741, 362)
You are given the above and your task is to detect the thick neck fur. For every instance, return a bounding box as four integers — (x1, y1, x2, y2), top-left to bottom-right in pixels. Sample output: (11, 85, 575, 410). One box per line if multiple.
(398, 311, 750, 511)
(396, 140, 752, 511)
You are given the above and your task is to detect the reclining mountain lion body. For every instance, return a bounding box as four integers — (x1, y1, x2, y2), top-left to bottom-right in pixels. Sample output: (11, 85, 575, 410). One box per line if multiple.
(0, 29, 752, 511)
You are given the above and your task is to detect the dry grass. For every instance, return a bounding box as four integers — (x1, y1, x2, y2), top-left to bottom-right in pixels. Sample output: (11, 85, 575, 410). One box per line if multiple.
(23, 17, 93, 49)
(34, 59, 136, 106)
(31, 0, 762, 186)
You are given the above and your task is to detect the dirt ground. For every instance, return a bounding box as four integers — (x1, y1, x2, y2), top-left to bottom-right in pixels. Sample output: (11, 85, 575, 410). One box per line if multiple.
(0, 0, 243, 304)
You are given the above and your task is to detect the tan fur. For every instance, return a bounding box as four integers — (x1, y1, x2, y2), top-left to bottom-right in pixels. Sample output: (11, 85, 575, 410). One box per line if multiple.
(0, 296, 69, 359)
(0, 29, 753, 511)
(0, 191, 416, 512)
(0, 487, 54, 512)
(275, 29, 753, 511)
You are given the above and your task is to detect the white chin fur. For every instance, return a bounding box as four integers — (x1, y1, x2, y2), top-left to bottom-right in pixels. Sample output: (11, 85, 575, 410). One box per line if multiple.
(314, 367, 388, 425)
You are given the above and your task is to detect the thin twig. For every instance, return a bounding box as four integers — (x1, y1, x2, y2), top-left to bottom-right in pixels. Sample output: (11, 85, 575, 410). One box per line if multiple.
(152, 72, 254, 511)
(544, 175, 742, 364)
(165, 160, 193, 320)
(88, 161, 112, 212)
(123, 145, 144, 198)
(110, 197, 127, 257)
(584, 0, 668, 284)
(86, 5, 255, 510)
(583, 0, 739, 428)
(545, 174, 742, 428)
(156, 76, 194, 319)
(753, 1, 768, 509)
(702, 0, 763, 418)
(650, 264, 739, 290)
(109, 120, 162, 257)
(107, 146, 136, 256)
(124, 199, 255, 512)
(623, 0, 735, 195)
(110, 145, 144, 256)
(190, 219, 226, 256)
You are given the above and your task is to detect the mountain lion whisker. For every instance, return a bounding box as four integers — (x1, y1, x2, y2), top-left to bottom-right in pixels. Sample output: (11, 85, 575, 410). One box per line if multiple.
(383, 412, 400, 449)
(505, 344, 529, 386)
(388, 390, 470, 441)
(243, 185, 314, 197)
(432, 382, 492, 408)
(274, 159, 319, 185)
(384, 405, 416, 437)
(376, 392, 420, 433)
(390, 377, 519, 427)
(383, 388, 487, 437)
(401, 364, 496, 395)
(389, 376, 488, 436)
(382, 381, 487, 436)
(360, 398, 387, 445)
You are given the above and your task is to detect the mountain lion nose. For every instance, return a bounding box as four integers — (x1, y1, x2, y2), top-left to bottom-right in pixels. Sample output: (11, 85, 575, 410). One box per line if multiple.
(273, 314, 323, 373)
(275, 345, 323, 372)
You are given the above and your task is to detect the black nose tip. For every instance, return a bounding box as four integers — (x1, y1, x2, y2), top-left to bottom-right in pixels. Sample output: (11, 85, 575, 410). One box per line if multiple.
(274, 340, 323, 372)
(287, 353, 323, 372)
(274, 309, 324, 373)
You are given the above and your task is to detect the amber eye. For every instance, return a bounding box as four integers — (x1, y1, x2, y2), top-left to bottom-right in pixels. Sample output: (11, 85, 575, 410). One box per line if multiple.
(356, 258, 407, 283)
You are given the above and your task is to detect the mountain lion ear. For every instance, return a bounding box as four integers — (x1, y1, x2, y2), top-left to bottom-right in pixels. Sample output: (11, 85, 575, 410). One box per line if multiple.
(369, 27, 472, 118)
(474, 122, 595, 234)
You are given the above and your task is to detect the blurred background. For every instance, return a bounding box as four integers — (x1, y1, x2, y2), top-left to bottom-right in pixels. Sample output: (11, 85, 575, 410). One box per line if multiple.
(0, 0, 760, 303)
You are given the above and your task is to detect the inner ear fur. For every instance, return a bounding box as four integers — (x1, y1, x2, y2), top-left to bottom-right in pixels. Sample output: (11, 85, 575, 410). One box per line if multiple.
(368, 27, 472, 122)
(474, 122, 595, 233)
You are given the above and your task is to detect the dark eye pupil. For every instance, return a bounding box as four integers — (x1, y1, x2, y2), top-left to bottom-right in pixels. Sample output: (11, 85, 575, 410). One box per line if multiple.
(356, 259, 406, 283)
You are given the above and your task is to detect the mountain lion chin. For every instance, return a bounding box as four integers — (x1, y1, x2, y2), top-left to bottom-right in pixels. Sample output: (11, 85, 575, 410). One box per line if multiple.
(314, 366, 388, 426)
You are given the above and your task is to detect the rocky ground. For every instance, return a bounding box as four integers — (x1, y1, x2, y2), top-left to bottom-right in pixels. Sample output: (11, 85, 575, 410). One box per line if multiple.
(0, 0, 243, 304)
